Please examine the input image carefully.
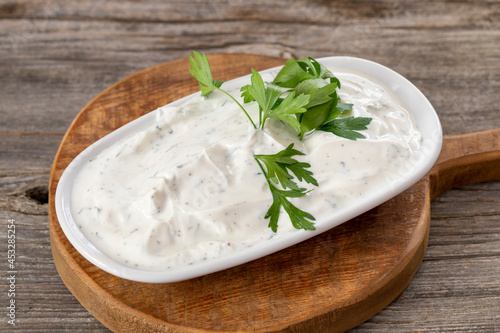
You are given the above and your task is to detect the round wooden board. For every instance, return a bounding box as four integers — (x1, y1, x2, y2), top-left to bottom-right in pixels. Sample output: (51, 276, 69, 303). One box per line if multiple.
(48, 54, 500, 332)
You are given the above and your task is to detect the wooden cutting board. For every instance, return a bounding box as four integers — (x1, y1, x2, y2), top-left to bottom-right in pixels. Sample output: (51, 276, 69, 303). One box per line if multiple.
(48, 54, 500, 332)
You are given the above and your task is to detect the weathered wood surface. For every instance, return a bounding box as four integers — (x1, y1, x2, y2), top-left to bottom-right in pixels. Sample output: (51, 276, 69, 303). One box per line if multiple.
(1, 0, 499, 331)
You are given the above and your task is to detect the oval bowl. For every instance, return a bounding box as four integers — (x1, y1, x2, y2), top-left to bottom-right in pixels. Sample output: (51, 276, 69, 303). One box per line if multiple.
(55, 56, 442, 283)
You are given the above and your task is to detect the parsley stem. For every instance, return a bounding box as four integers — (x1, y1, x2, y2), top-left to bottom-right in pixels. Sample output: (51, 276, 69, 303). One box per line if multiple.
(260, 115, 268, 130)
(217, 88, 257, 129)
(254, 156, 274, 192)
(254, 157, 269, 180)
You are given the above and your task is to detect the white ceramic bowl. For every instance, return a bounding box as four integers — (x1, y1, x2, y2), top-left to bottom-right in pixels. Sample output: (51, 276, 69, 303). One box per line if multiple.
(55, 56, 442, 283)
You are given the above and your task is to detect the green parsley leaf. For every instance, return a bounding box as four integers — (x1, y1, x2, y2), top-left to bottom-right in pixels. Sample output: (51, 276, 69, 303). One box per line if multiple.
(272, 58, 315, 88)
(265, 186, 316, 232)
(297, 57, 341, 86)
(189, 51, 257, 128)
(188, 51, 224, 97)
(268, 92, 309, 132)
(255, 144, 317, 232)
(298, 92, 352, 139)
(298, 98, 337, 139)
(242, 69, 293, 129)
(246, 69, 282, 122)
(320, 117, 372, 140)
(294, 78, 338, 109)
(318, 97, 353, 127)
(286, 160, 318, 187)
(240, 84, 255, 104)
(272, 56, 368, 140)
(255, 143, 317, 190)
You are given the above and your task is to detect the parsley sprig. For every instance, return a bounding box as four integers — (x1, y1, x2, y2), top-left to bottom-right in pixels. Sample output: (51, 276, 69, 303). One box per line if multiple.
(188, 51, 257, 128)
(240, 69, 310, 131)
(188, 51, 372, 231)
(272, 57, 372, 139)
(189, 51, 371, 140)
(254, 144, 317, 232)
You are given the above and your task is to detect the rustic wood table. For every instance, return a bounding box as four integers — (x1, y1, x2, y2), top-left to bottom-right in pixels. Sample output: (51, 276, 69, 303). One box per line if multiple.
(1, 0, 499, 332)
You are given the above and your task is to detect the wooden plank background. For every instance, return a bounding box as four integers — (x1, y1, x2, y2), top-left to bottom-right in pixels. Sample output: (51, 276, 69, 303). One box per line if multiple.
(1, 0, 499, 331)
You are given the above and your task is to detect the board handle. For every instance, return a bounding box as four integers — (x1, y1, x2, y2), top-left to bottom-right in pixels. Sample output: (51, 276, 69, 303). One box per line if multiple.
(429, 128, 500, 200)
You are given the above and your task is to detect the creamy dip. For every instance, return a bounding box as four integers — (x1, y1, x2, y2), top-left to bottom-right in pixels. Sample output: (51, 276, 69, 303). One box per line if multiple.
(70, 69, 422, 270)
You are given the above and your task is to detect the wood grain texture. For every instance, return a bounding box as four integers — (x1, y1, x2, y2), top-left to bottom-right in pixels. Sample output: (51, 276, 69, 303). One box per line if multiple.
(1, 0, 500, 331)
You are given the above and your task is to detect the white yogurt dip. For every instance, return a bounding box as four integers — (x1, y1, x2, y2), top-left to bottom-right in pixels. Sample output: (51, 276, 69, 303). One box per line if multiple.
(70, 69, 422, 270)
